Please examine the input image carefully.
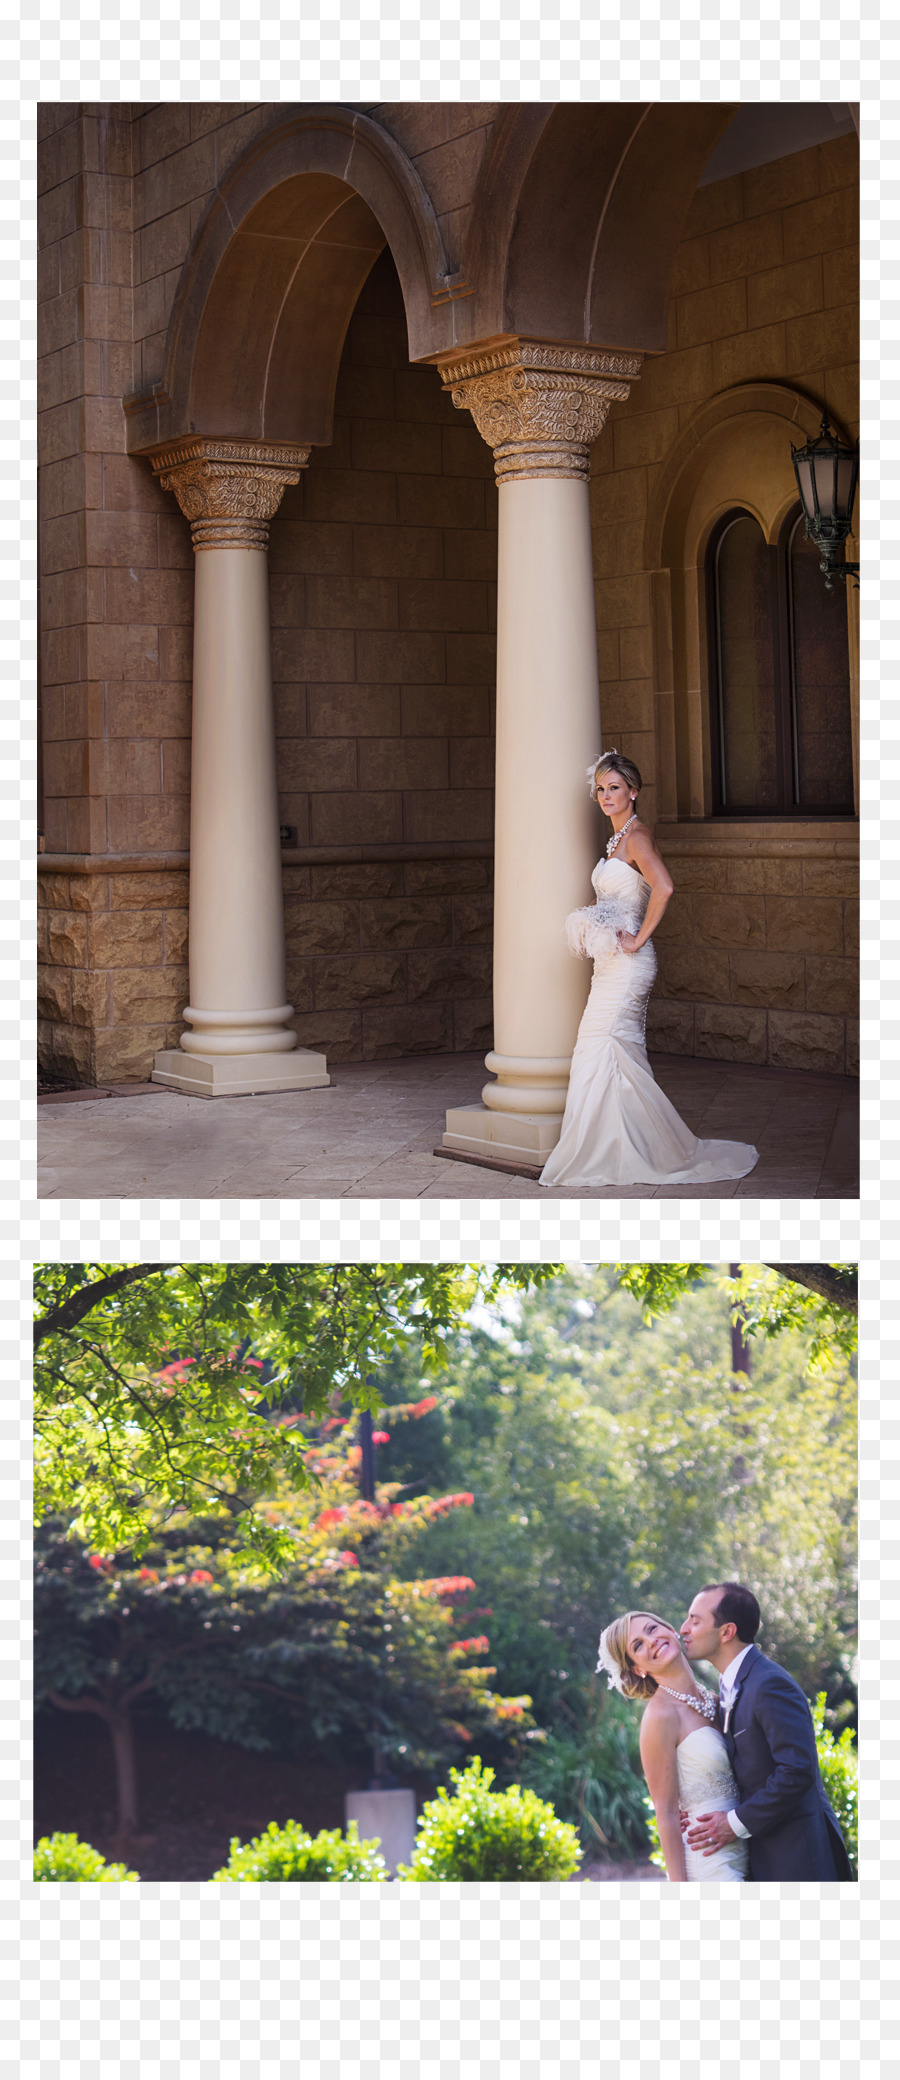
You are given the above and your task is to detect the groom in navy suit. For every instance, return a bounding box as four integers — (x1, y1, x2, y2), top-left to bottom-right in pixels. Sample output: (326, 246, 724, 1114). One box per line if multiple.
(681, 1582, 854, 1881)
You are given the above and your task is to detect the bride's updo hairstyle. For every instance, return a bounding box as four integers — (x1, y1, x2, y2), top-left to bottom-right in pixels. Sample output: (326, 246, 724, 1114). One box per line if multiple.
(588, 750, 643, 804)
(598, 1610, 673, 1701)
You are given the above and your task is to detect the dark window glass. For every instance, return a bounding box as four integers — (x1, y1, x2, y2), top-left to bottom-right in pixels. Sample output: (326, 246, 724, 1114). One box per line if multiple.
(713, 513, 779, 812)
(707, 504, 854, 816)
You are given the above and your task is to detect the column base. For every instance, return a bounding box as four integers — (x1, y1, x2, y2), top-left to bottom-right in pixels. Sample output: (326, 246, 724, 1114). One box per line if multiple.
(442, 1103, 563, 1167)
(151, 1048, 330, 1099)
(344, 1789, 416, 1877)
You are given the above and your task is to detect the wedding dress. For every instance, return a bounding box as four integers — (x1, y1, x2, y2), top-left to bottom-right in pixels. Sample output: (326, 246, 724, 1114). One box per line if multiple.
(676, 1725, 748, 1882)
(539, 857, 759, 1188)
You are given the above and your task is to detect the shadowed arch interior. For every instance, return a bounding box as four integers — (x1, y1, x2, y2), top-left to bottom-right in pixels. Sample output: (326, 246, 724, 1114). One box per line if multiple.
(498, 102, 739, 351)
(125, 107, 450, 458)
(189, 175, 387, 445)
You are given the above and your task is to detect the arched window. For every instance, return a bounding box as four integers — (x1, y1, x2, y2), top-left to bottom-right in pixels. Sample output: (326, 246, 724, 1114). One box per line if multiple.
(707, 504, 854, 815)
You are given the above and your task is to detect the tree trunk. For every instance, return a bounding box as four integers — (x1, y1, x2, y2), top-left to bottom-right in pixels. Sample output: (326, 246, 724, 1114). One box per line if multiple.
(729, 1265, 751, 1379)
(107, 1706, 140, 1836)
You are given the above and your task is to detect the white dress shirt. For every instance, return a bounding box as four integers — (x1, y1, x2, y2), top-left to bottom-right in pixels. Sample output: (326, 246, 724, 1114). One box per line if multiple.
(719, 1645, 754, 1839)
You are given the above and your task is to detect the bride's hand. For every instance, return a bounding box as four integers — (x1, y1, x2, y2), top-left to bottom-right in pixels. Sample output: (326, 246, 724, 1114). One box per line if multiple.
(617, 930, 641, 955)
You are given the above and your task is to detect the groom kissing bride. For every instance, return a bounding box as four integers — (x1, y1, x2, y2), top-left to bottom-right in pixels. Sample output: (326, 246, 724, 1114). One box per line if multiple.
(598, 1583, 854, 1882)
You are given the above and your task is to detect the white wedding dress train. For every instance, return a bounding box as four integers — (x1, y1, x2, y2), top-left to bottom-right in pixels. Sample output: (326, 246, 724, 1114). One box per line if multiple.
(676, 1725, 748, 1882)
(539, 858, 759, 1188)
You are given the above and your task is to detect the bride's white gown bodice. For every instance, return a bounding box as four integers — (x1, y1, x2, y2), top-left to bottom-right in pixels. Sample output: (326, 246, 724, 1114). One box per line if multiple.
(540, 857, 759, 1188)
(676, 1725, 748, 1882)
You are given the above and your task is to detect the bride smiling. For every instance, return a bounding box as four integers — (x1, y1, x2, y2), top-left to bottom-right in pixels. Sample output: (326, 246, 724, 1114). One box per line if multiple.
(539, 751, 758, 1189)
(598, 1610, 748, 1884)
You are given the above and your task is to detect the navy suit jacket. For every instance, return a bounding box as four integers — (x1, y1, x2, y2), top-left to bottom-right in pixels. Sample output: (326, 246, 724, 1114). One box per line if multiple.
(722, 1645, 854, 1881)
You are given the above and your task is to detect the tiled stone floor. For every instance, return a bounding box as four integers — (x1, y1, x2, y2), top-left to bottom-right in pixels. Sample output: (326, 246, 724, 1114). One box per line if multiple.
(38, 1050, 859, 1200)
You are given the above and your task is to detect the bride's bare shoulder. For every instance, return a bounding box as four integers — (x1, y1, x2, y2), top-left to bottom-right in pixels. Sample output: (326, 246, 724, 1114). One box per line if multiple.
(625, 818, 657, 857)
(639, 1688, 680, 1747)
(625, 821, 673, 888)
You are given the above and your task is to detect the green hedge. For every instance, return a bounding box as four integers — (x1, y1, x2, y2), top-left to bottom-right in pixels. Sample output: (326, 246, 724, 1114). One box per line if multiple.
(33, 1833, 139, 1882)
(397, 1757, 582, 1881)
(212, 1818, 388, 1882)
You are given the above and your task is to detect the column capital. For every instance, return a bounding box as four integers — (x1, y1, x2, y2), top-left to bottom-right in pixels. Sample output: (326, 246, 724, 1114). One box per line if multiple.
(149, 436, 311, 550)
(438, 339, 642, 484)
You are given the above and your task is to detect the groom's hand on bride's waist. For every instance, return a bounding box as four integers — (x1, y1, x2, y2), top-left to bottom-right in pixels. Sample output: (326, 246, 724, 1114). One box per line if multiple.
(685, 1811, 738, 1855)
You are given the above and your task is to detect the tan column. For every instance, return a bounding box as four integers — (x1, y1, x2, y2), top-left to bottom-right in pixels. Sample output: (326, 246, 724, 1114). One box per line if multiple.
(438, 342, 641, 1169)
(147, 438, 329, 1098)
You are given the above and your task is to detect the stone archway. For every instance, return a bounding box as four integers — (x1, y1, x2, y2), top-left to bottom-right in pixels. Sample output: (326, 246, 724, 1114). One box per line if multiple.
(126, 106, 454, 456)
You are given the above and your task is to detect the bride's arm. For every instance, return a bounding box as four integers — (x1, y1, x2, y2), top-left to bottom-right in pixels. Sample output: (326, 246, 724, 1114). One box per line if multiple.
(640, 1709, 687, 1882)
(618, 826, 674, 952)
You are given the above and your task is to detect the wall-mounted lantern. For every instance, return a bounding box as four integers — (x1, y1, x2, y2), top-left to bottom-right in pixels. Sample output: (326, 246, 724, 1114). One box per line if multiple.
(791, 411, 860, 589)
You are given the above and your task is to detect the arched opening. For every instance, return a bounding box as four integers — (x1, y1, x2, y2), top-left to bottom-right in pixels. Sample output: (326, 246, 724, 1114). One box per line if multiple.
(643, 382, 859, 823)
(188, 174, 387, 446)
(267, 246, 498, 1064)
(125, 107, 450, 458)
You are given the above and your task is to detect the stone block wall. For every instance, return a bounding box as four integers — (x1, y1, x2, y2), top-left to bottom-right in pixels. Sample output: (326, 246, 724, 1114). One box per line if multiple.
(645, 831, 858, 1075)
(38, 864, 190, 1084)
(589, 130, 859, 1074)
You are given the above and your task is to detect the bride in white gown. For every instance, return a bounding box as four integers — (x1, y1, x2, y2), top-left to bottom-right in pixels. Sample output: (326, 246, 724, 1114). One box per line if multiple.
(540, 751, 758, 1189)
(598, 1610, 748, 1883)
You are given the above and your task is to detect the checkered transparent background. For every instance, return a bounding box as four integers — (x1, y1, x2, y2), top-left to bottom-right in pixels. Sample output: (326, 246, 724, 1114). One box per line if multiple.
(11, 4, 895, 2069)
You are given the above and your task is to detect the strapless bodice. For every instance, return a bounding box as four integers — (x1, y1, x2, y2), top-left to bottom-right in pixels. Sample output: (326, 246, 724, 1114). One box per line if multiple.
(675, 1725, 739, 1812)
(586, 856, 648, 906)
(565, 857, 650, 959)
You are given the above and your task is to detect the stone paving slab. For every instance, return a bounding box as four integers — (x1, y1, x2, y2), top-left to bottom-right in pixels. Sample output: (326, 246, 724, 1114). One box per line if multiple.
(37, 1050, 859, 1201)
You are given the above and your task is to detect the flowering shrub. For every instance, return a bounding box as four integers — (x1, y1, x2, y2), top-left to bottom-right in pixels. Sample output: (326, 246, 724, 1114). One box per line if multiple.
(212, 1819, 387, 1883)
(36, 1422, 531, 1843)
(33, 1833, 139, 1882)
(397, 1757, 582, 1881)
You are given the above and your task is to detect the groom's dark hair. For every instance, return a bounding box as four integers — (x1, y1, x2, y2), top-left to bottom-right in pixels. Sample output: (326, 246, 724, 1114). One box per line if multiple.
(701, 1582, 761, 1643)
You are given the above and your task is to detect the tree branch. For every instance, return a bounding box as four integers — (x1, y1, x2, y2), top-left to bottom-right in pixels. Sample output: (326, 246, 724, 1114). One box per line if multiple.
(34, 1267, 174, 1348)
(43, 1687, 109, 1717)
(764, 1264, 857, 1316)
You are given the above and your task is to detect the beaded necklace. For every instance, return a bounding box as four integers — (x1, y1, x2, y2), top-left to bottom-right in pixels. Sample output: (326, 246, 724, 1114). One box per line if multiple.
(606, 811, 638, 858)
(657, 1683, 717, 1723)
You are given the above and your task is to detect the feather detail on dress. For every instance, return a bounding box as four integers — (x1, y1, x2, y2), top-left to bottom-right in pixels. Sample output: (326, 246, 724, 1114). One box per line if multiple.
(564, 898, 638, 960)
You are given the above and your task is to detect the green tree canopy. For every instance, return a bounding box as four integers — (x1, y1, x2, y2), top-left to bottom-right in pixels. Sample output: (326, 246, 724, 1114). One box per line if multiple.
(33, 1263, 560, 1567)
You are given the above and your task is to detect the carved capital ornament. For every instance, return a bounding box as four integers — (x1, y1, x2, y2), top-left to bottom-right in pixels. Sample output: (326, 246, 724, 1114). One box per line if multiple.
(149, 437, 311, 550)
(439, 340, 643, 483)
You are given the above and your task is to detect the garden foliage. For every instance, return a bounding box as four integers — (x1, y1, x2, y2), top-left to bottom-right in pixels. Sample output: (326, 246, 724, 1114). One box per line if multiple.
(212, 1818, 387, 1882)
(810, 1692, 858, 1876)
(33, 1833, 139, 1882)
(396, 1757, 582, 1881)
(520, 1689, 649, 1857)
(378, 1267, 858, 1733)
(35, 1414, 532, 1835)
